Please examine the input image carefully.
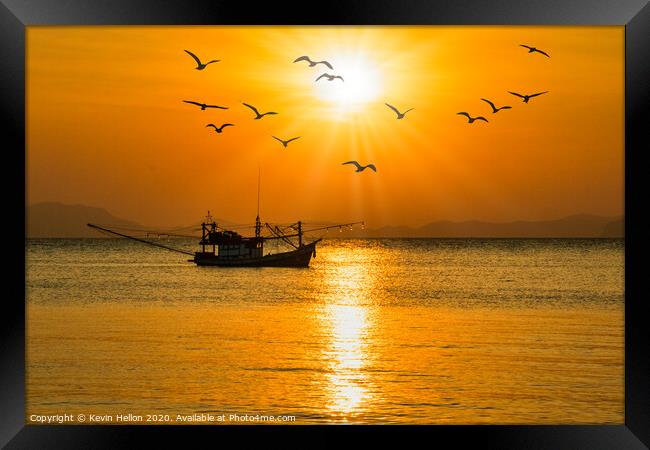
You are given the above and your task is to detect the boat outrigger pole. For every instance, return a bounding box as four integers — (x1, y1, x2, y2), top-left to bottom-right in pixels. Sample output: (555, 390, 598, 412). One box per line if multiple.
(253, 221, 365, 242)
(293, 221, 365, 235)
(86, 223, 195, 256)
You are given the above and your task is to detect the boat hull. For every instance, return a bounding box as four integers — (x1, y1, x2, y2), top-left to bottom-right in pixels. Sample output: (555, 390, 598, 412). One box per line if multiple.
(192, 240, 320, 267)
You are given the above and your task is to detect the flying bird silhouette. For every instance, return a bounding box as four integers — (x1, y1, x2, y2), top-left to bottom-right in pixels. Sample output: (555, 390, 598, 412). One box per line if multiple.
(272, 136, 300, 148)
(206, 123, 234, 133)
(385, 103, 414, 119)
(315, 73, 344, 82)
(242, 102, 278, 120)
(342, 161, 377, 173)
(508, 91, 549, 103)
(480, 98, 512, 113)
(293, 55, 334, 70)
(457, 112, 488, 123)
(184, 50, 221, 70)
(520, 45, 550, 58)
(183, 100, 228, 110)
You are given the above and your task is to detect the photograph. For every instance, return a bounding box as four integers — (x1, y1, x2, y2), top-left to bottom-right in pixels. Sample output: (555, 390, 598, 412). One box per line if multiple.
(23, 25, 628, 427)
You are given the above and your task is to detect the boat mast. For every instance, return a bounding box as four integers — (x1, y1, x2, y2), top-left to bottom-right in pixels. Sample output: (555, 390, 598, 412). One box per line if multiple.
(255, 167, 261, 238)
(201, 210, 216, 254)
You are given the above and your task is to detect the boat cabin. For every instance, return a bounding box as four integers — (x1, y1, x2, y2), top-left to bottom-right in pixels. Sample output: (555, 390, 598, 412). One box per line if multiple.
(198, 221, 263, 259)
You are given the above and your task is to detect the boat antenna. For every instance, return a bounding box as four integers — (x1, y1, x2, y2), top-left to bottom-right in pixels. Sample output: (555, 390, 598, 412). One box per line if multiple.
(257, 166, 261, 218)
(255, 166, 262, 238)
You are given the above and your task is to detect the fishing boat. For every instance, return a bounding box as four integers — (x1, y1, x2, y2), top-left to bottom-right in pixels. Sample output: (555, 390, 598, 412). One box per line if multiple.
(87, 212, 362, 268)
(87, 171, 362, 267)
(193, 212, 332, 268)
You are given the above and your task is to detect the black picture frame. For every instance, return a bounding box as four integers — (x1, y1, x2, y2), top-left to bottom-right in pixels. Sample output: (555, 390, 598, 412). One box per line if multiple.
(3, 0, 648, 447)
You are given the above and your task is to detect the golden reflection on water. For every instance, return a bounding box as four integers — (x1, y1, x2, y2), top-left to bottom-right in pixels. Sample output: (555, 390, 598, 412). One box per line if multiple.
(320, 249, 375, 418)
(324, 305, 370, 415)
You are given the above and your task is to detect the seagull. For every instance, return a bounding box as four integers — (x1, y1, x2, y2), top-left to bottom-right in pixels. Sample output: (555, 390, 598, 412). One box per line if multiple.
(457, 112, 488, 123)
(385, 103, 414, 119)
(480, 98, 512, 113)
(508, 91, 549, 103)
(242, 102, 278, 120)
(520, 45, 550, 58)
(293, 55, 334, 70)
(272, 136, 300, 148)
(315, 73, 344, 82)
(184, 50, 221, 70)
(342, 161, 377, 173)
(206, 123, 234, 133)
(183, 100, 228, 110)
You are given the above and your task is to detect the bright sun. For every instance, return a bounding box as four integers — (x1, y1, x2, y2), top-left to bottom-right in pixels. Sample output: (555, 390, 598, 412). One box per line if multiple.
(312, 53, 383, 113)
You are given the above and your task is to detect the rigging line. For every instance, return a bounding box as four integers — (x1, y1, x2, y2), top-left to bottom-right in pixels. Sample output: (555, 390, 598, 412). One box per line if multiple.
(221, 225, 257, 229)
(265, 223, 298, 249)
(144, 232, 198, 239)
(95, 225, 195, 236)
(95, 225, 151, 232)
(297, 221, 365, 234)
(96, 226, 198, 239)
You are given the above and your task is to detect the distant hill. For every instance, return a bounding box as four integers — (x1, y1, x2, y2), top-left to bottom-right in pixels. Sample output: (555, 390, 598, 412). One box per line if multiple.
(26, 203, 624, 238)
(347, 214, 624, 238)
(27, 202, 142, 238)
(600, 217, 624, 238)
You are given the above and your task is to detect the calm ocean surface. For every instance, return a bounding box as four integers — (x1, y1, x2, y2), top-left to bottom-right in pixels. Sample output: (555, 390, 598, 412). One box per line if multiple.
(26, 238, 624, 424)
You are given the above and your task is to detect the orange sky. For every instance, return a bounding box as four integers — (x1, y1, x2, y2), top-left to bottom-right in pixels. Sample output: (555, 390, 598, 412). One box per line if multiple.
(26, 26, 624, 228)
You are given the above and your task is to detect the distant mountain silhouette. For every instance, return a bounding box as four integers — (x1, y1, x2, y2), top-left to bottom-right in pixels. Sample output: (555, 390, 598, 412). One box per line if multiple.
(348, 214, 624, 238)
(600, 217, 624, 238)
(26, 203, 624, 238)
(27, 202, 142, 238)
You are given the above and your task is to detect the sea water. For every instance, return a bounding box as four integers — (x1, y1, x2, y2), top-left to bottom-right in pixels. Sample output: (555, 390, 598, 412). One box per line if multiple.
(26, 238, 624, 424)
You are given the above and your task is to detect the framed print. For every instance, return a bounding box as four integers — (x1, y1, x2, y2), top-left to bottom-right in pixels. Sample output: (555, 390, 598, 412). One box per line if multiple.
(3, 0, 649, 447)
